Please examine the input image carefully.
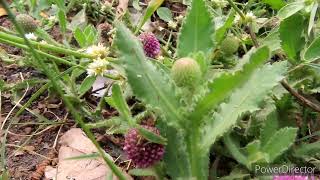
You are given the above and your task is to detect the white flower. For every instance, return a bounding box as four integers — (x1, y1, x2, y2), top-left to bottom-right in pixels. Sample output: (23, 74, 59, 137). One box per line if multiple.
(245, 11, 257, 22)
(25, 33, 37, 40)
(168, 20, 178, 29)
(40, 40, 47, 44)
(86, 58, 109, 76)
(212, 0, 228, 8)
(234, 11, 257, 24)
(86, 43, 109, 59)
(175, 15, 184, 22)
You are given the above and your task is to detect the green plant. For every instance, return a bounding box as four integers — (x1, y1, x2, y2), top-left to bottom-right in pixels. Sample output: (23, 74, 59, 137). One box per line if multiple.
(113, 0, 292, 178)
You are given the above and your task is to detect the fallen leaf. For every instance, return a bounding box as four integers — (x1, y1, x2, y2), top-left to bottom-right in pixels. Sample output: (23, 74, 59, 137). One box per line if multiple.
(0, 7, 7, 17)
(45, 128, 132, 180)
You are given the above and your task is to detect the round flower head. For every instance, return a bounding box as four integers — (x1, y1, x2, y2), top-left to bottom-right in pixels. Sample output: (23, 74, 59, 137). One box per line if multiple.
(123, 126, 165, 168)
(220, 36, 239, 56)
(86, 58, 109, 76)
(86, 43, 109, 59)
(171, 57, 202, 88)
(16, 14, 38, 33)
(138, 32, 161, 58)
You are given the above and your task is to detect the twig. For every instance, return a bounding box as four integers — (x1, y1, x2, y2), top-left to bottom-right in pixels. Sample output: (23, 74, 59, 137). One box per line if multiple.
(281, 80, 320, 113)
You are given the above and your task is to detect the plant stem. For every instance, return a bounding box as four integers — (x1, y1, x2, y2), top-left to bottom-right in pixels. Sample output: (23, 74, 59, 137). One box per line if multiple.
(226, 0, 245, 19)
(0, 31, 94, 59)
(0, 1, 127, 179)
(0, 37, 82, 67)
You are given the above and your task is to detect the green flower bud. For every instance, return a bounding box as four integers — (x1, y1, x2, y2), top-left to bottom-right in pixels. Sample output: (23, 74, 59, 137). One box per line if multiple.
(16, 14, 37, 33)
(220, 36, 239, 56)
(171, 57, 201, 88)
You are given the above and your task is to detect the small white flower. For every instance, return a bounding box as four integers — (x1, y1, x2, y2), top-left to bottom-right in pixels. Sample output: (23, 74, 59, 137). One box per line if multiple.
(175, 15, 184, 22)
(212, 0, 228, 8)
(25, 33, 37, 40)
(234, 11, 257, 24)
(86, 43, 109, 59)
(245, 11, 257, 22)
(168, 20, 178, 29)
(157, 56, 164, 60)
(40, 40, 47, 44)
(86, 58, 109, 76)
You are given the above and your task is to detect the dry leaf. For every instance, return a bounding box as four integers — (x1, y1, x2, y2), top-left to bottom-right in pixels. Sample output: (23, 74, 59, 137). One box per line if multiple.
(45, 128, 132, 180)
(0, 7, 7, 17)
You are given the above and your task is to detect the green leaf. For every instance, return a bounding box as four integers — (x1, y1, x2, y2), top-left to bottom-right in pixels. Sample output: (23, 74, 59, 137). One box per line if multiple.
(79, 76, 96, 95)
(308, 2, 318, 36)
(303, 36, 320, 61)
(261, 127, 298, 162)
(224, 134, 248, 166)
(111, 84, 133, 124)
(262, 0, 286, 10)
(58, 10, 67, 33)
(278, 1, 305, 20)
(137, 126, 167, 145)
(68, 8, 87, 31)
(294, 141, 320, 158)
(215, 10, 236, 44)
(156, 7, 173, 22)
(177, 0, 214, 57)
(74, 28, 86, 47)
(279, 14, 305, 63)
(115, 22, 183, 128)
(135, 0, 164, 33)
(65, 153, 100, 160)
(202, 61, 287, 150)
(260, 110, 279, 146)
(261, 28, 281, 52)
(191, 47, 271, 125)
(157, 122, 192, 179)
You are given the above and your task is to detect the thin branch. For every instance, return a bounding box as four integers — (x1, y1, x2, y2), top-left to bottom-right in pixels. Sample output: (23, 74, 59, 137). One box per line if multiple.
(281, 80, 320, 113)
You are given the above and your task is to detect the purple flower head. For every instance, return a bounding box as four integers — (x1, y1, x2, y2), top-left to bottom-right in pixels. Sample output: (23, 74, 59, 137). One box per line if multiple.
(138, 32, 161, 58)
(123, 125, 165, 168)
(273, 175, 314, 180)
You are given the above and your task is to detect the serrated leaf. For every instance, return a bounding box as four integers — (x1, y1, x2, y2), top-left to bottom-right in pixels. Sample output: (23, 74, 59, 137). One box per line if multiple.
(303, 36, 320, 61)
(177, 0, 214, 57)
(79, 76, 96, 95)
(202, 61, 287, 150)
(278, 1, 305, 20)
(279, 14, 304, 63)
(157, 122, 192, 179)
(261, 127, 298, 162)
(156, 7, 173, 22)
(261, 27, 281, 52)
(115, 22, 183, 128)
(137, 126, 167, 145)
(191, 47, 271, 125)
(260, 111, 279, 146)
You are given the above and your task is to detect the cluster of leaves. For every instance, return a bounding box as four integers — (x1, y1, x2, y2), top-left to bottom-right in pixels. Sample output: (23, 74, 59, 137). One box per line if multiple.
(1, 0, 320, 179)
